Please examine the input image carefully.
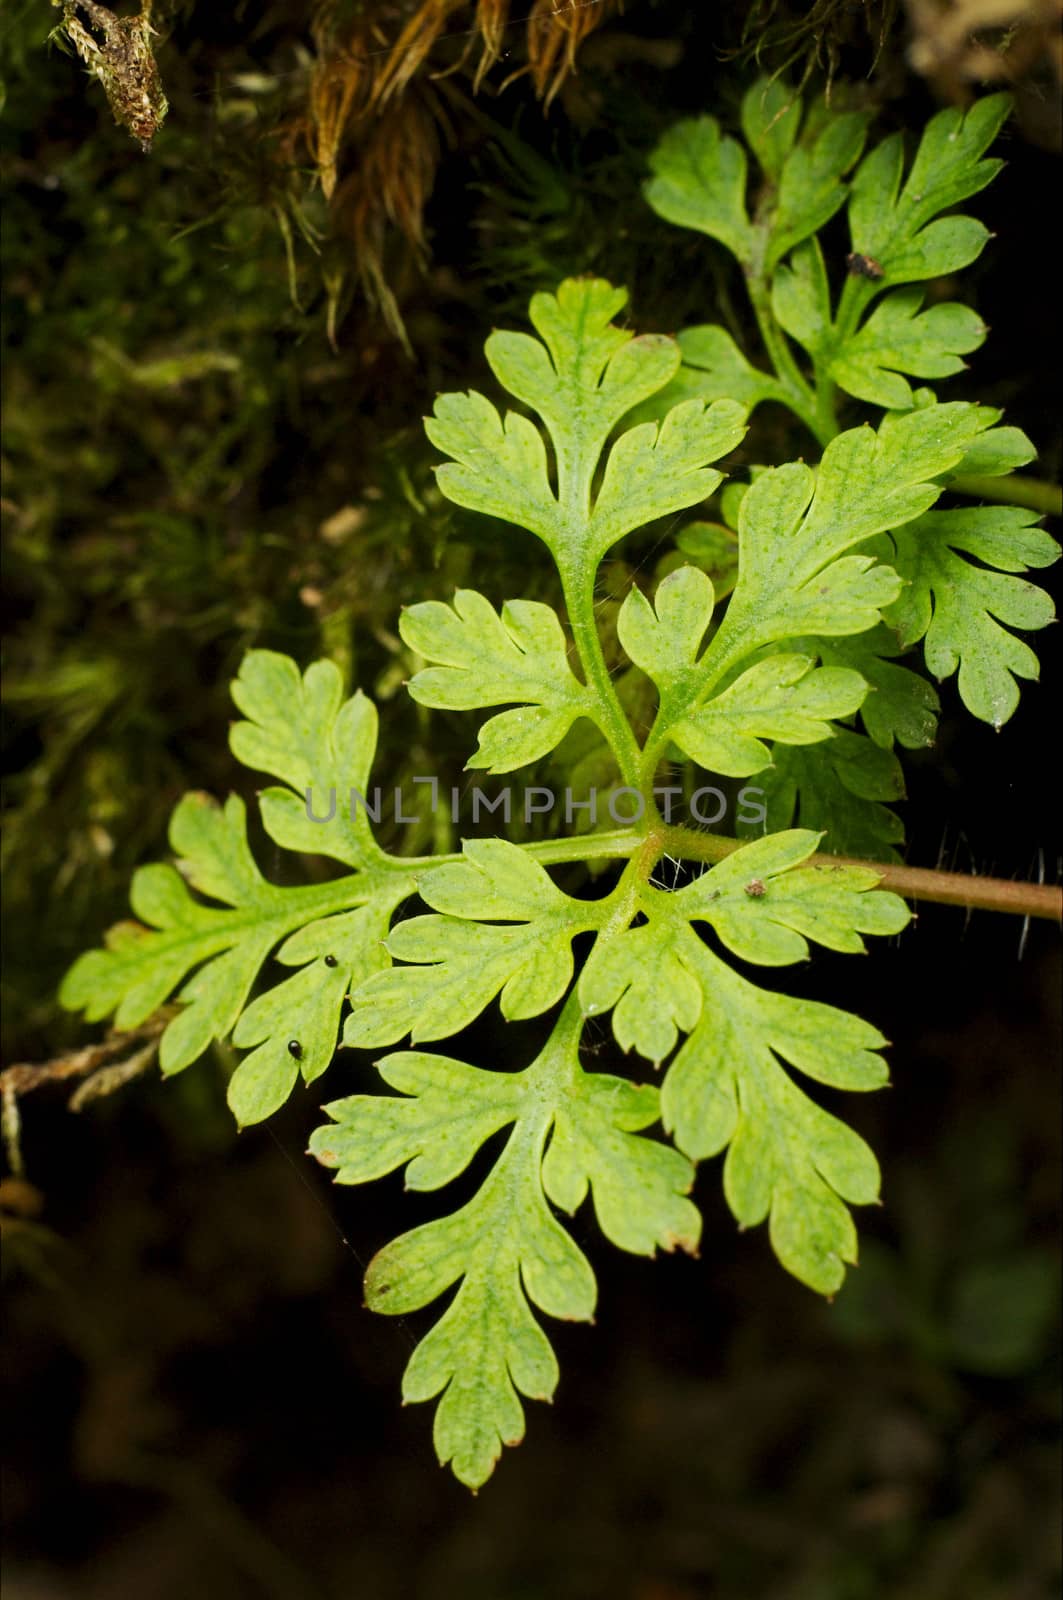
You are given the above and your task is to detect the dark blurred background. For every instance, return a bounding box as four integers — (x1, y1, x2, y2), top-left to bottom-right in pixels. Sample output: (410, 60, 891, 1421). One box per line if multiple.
(2, 2, 1060, 1596)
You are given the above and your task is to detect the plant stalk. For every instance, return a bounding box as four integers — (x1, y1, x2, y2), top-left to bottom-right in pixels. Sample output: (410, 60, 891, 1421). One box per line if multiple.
(949, 474, 1062, 516)
(409, 827, 1059, 920)
(659, 825, 1063, 921)
(561, 559, 644, 791)
(746, 270, 829, 445)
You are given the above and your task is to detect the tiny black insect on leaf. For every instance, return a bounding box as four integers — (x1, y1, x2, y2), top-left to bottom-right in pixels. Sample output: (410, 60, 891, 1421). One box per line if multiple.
(287, 1039, 303, 1058)
(323, 954, 338, 967)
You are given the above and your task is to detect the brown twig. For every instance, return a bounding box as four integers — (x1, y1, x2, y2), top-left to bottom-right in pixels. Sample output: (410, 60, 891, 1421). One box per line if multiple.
(0, 1016, 170, 1176)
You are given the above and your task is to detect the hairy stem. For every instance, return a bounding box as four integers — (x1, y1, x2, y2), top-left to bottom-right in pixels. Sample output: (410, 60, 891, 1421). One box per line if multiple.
(386, 821, 1059, 919)
(660, 825, 1063, 921)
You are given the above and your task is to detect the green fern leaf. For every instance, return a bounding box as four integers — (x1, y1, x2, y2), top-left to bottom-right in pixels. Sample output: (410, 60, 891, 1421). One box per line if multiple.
(312, 1002, 698, 1488)
(428, 279, 746, 576)
(343, 840, 608, 1047)
(577, 833, 907, 1292)
(663, 947, 887, 1294)
(399, 589, 595, 772)
(743, 734, 907, 861)
(884, 507, 1059, 726)
(60, 653, 417, 1117)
